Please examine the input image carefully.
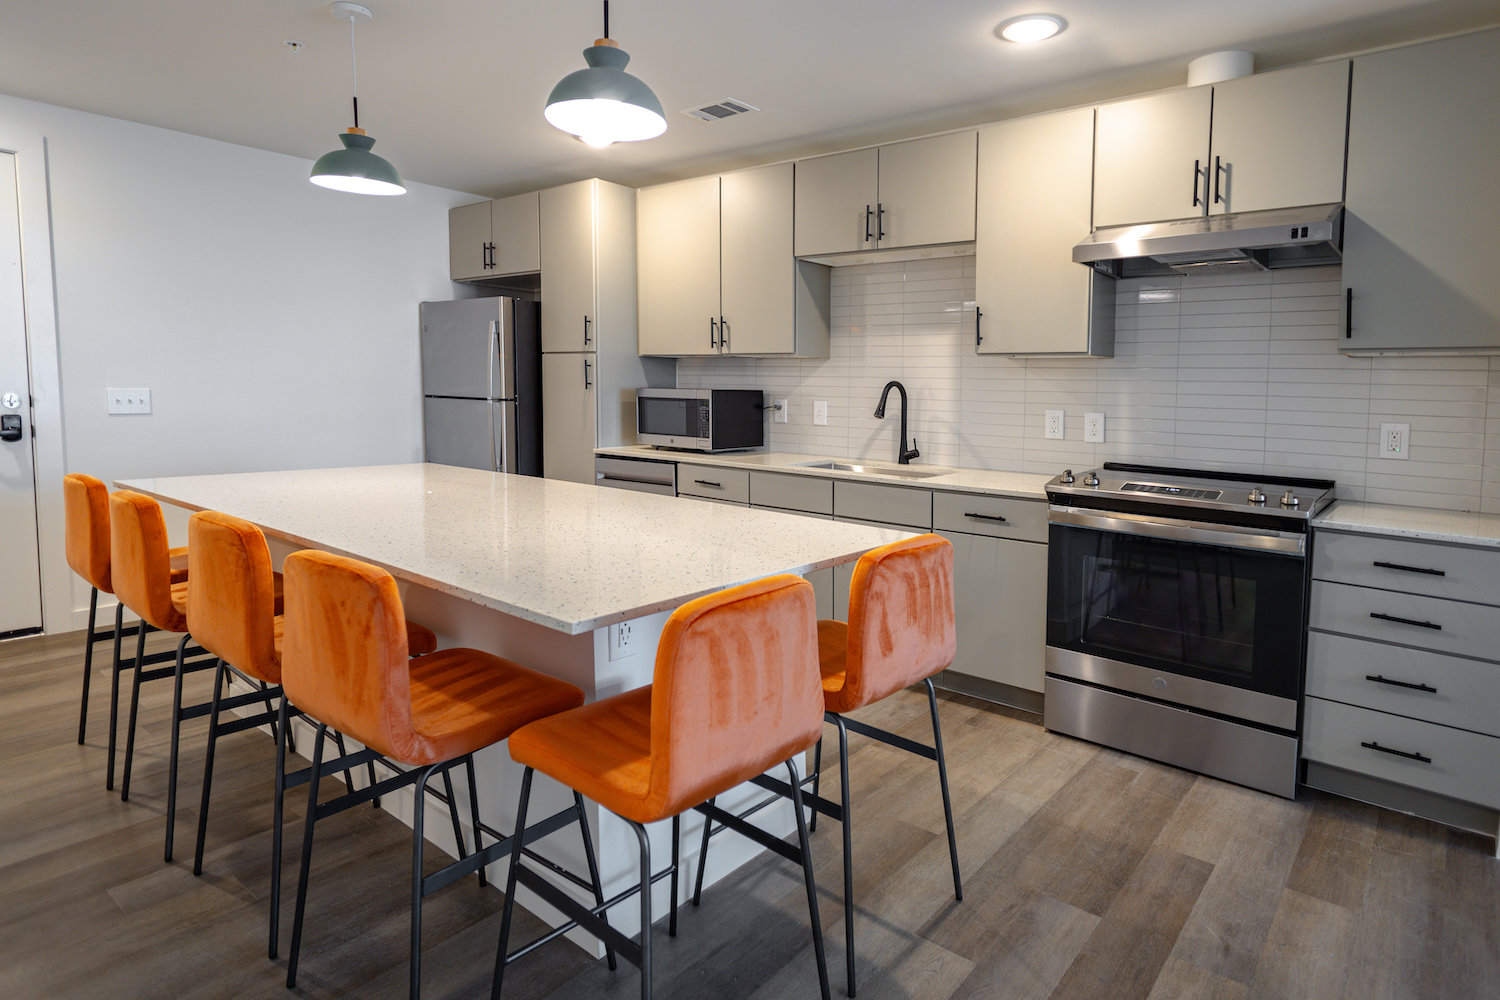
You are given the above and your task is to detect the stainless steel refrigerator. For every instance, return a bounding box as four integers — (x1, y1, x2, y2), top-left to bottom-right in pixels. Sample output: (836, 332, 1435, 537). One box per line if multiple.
(420, 297, 542, 475)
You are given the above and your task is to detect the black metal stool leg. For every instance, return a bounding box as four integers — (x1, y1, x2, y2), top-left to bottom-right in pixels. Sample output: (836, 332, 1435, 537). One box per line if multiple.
(78, 588, 98, 745)
(926, 679, 962, 901)
(441, 764, 469, 872)
(787, 759, 832, 1000)
(105, 604, 127, 789)
(490, 766, 535, 1000)
(332, 731, 357, 795)
(191, 660, 227, 875)
(269, 694, 290, 960)
(164, 633, 192, 862)
(809, 735, 824, 832)
(286, 724, 329, 988)
(465, 756, 488, 888)
(410, 763, 442, 1000)
(669, 814, 680, 937)
(691, 796, 714, 906)
(574, 791, 616, 970)
(833, 714, 855, 997)
(629, 820, 653, 1000)
(120, 621, 149, 800)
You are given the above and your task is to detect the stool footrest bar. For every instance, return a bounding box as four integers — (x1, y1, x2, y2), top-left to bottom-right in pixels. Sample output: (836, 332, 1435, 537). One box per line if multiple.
(693, 800, 803, 866)
(750, 772, 843, 822)
(838, 714, 938, 761)
(422, 806, 576, 896)
(511, 864, 645, 969)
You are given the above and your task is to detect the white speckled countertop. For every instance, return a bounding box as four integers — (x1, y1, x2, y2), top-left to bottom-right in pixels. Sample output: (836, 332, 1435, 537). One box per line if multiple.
(1313, 502, 1500, 549)
(594, 446, 1052, 500)
(118, 464, 913, 634)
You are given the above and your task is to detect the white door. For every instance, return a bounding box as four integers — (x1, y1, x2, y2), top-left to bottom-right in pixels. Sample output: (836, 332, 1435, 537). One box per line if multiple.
(1093, 87, 1213, 227)
(636, 175, 722, 356)
(540, 180, 597, 353)
(876, 131, 977, 249)
(721, 163, 796, 355)
(541, 353, 596, 485)
(0, 152, 43, 636)
(793, 148, 879, 257)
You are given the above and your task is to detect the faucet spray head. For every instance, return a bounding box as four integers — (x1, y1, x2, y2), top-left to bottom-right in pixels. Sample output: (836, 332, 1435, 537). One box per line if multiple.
(873, 403, 885, 418)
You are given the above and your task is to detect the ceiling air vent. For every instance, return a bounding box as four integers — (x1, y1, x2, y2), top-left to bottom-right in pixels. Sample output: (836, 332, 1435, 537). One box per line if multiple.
(679, 99, 760, 122)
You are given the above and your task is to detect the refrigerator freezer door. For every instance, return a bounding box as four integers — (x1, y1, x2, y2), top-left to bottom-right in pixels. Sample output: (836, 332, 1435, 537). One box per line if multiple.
(420, 298, 508, 399)
(424, 396, 497, 471)
(494, 399, 519, 474)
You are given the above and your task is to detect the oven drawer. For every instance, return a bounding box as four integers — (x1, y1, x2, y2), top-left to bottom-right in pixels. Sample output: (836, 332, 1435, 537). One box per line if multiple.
(1309, 580, 1500, 662)
(1305, 631, 1500, 737)
(677, 465, 750, 504)
(932, 491, 1047, 543)
(1313, 531, 1500, 606)
(834, 481, 932, 528)
(1303, 696, 1500, 809)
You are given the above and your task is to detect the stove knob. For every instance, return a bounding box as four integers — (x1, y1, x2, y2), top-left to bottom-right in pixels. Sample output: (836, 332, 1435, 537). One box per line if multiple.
(1280, 489, 1300, 508)
(1059, 469, 1075, 484)
(1248, 486, 1267, 504)
(1084, 471, 1101, 487)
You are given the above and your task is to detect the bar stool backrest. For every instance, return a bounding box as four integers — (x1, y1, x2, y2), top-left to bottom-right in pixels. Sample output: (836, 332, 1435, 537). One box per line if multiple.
(188, 510, 280, 685)
(109, 490, 187, 632)
(64, 473, 112, 593)
(649, 574, 823, 820)
(844, 534, 957, 711)
(280, 549, 414, 761)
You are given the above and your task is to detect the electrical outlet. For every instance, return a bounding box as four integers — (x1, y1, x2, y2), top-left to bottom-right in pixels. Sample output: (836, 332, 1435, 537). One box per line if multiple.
(774, 398, 789, 424)
(1379, 422, 1410, 461)
(608, 620, 634, 660)
(107, 388, 152, 414)
(1044, 410, 1064, 440)
(1084, 412, 1106, 444)
(813, 400, 828, 426)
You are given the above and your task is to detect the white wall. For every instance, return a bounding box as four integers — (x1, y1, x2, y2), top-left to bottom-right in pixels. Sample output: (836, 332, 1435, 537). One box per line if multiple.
(678, 257, 1500, 514)
(0, 91, 480, 624)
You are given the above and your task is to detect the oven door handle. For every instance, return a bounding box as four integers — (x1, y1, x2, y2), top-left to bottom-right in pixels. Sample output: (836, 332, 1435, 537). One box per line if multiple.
(1048, 505, 1307, 555)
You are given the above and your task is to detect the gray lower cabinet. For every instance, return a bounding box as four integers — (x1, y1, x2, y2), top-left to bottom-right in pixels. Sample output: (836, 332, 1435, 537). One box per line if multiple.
(1304, 527, 1500, 843)
(936, 529, 1047, 696)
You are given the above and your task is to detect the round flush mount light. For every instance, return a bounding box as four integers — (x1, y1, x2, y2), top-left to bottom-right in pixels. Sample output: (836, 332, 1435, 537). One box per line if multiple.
(995, 14, 1067, 43)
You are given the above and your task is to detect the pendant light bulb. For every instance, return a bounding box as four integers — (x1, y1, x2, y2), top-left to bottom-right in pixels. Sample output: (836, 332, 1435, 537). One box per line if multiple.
(310, 2, 406, 196)
(544, 2, 666, 146)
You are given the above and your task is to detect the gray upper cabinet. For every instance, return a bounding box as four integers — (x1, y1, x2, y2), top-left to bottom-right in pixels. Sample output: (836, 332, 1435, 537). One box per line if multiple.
(1341, 29, 1500, 353)
(638, 163, 830, 358)
(794, 132, 977, 257)
(975, 108, 1113, 357)
(1094, 62, 1350, 228)
(448, 192, 540, 282)
(540, 179, 637, 356)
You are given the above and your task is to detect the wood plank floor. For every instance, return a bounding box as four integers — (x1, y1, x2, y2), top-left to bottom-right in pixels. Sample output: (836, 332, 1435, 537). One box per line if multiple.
(2, 629, 1495, 1000)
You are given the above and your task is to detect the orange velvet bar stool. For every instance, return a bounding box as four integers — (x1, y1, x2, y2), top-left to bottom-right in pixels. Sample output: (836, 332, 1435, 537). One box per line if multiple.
(279, 549, 589, 1000)
(63, 473, 186, 784)
(185, 510, 445, 959)
(492, 574, 833, 1000)
(694, 534, 963, 998)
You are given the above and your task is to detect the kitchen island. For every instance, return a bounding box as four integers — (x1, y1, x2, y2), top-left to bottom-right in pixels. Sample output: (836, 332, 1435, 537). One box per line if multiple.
(117, 463, 913, 950)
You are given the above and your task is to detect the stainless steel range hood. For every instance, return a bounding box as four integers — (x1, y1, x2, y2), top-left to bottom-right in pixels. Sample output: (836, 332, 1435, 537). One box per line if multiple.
(1073, 204, 1342, 278)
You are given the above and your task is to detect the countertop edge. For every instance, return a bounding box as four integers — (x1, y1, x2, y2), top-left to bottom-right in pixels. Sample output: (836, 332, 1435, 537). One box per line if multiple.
(1312, 501, 1500, 550)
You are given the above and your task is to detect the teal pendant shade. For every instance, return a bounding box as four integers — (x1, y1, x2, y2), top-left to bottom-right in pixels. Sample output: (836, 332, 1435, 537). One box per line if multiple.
(544, 43, 666, 146)
(310, 131, 406, 196)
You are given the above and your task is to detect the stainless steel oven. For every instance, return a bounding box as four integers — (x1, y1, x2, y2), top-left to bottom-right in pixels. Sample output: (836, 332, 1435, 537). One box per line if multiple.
(1044, 463, 1336, 798)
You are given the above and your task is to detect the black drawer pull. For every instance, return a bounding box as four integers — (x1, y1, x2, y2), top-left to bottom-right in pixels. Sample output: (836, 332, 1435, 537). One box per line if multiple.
(1361, 741, 1432, 764)
(1366, 674, 1438, 694)
(963, 512, 1009, 523)
(1372, 560, 1446, 577)
(693, 479, 723, 489)
(1370, 612, 1441, 630)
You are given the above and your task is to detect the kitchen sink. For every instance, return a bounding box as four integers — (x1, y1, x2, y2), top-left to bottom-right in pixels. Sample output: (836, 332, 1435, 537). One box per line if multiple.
(795, 461, 947, 480)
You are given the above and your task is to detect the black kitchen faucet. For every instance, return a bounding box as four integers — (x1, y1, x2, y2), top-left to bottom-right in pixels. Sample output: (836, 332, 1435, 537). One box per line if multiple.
(874, 380, 919, 465)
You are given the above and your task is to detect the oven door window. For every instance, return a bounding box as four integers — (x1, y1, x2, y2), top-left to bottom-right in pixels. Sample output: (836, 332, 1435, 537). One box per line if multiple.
(1047, 524, 1305, 701)
(638, 397, 699, 438)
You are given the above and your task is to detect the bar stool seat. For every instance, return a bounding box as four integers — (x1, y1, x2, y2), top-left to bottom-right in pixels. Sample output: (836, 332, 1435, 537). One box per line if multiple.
(503, 686, 654, 821)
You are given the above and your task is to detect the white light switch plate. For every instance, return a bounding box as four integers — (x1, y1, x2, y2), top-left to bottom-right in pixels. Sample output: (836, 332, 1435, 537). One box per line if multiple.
(1084, 412, 1105, 443)
(774, 398, 788, 423)
(108, 388, 152, 414)
(813, 401, 828, 426)
(1379, 422, 1410, 460)
(1044, 410, 1064, 440)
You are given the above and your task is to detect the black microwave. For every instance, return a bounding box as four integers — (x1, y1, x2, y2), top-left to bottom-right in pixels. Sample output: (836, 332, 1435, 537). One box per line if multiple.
(635, 388, 764, 452)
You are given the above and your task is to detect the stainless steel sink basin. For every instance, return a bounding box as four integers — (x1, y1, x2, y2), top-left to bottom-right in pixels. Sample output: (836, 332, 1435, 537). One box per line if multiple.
(795, 461, 946, 480)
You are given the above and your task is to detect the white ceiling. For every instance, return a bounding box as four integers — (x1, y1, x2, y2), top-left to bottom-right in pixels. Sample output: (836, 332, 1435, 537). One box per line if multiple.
(1, 0, 1496, 198)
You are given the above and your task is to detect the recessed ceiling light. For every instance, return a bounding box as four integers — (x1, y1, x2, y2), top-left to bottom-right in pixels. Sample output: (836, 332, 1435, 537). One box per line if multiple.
(995, 14, 1067, 43)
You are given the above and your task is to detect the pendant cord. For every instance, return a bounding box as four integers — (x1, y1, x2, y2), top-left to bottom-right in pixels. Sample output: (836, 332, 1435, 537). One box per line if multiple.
(603, 0, 609, 39)
(349, 14, 359, 127)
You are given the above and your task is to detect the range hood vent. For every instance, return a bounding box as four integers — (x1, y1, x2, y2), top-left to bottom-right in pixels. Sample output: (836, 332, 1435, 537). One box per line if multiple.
(1074, 204, 1342, 279)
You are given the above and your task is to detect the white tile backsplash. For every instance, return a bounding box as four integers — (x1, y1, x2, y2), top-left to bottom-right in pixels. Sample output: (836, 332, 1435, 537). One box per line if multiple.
(677, 258, 1500, 513)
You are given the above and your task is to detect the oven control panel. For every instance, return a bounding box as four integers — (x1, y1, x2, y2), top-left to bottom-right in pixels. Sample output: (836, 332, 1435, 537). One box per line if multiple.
(1121, 483, 1223, 501)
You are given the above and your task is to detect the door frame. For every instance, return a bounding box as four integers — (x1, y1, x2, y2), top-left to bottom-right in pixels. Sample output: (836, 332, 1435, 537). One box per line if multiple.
(1, 131, 69, 633)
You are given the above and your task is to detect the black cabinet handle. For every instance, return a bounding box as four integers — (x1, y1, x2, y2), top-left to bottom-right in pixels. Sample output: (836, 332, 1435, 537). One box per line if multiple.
(1213, 155, 1225, 205)
(1370, 612, 1441, 630)
(975, 306, 983, 347)
(877, 203, 885, 241)
(964, 512, 1008, 523)
(864, 205, 873, 243)
(720, 316, 729, 352)
(583, 315, 591, 347)
(1373, 560, 1446, 577)
(1361, 741, 1432, 764)
(693, 479, 723, 489)
(709, 317, 718, 349)
(1366, 674, 1438, 694)
(1192, 159, 1202, 207)
(1345, 288, 1353, 339)
(583, 358, 591, 390)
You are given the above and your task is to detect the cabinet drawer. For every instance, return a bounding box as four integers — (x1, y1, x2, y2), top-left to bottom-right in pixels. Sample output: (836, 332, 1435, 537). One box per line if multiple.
(1305, 631, 1500, 737)
(834, 481, 931, 528)
(1310, 580, 1500, 662)
(932, 491, 1047, 543)
(682, 495, 749, 508)
(1302, 697, 1500, 809)
(1314, 531, 1500, 606)
(677, 466, 750, 503)
(750, 472, 833, 515)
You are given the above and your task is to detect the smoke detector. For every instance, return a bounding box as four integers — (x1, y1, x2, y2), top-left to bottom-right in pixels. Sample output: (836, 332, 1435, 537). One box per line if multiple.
(679, 99, 760, 122)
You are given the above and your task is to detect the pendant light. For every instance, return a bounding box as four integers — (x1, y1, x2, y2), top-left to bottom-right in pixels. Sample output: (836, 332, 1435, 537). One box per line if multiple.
(310, 2, 405, 196)
(544, 1, 666, 148)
